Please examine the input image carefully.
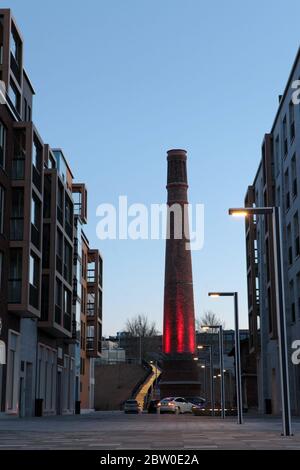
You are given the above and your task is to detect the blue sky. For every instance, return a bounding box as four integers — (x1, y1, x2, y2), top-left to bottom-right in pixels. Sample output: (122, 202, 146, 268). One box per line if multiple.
(6, 0, 300, 335)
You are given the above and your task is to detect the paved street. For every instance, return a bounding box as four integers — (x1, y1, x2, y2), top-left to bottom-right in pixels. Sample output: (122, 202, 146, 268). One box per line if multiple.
(0, 412, 300, 450)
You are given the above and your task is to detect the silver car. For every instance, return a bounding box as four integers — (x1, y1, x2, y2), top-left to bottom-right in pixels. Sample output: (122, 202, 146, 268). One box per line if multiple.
(157, 397, 193, 414)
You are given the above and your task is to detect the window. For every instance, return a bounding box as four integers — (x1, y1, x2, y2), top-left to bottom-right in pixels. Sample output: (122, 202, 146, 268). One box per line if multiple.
(63, 288, 71, 330)
(87, 293, 95, 316)
(287, 224, 293, 266)
(10, 188, 24, 240)
(282, 115, 288, 156)
(12, 129, 26, 180)
(32, 138, 42, 171)
(65, 196, 73, 239)
(292, 154, 297, 198)
(297, 273, 300, 319)
(0, 121, 6, 169)
(274, 135, 280, 176)
(285, 168, 290, 211)
(290, 280, 296, 323)
(0, 184, 4, 233)
(56, 229, 63, 274)
(63, 288, 71, 315)
(23, 98, 27, 121)
(55, 278, 62, 307)
(55, 278, 62, 325)
(64, 241, 72, 284)
(80, 358, 85, 376)
(289, 100, 295, 142)
(8, 80, 20, 113)
(8, 248, 22, 303)
(31, 194, 40, 228)
(294, 212, 300, 258)
(73, 191, 82, 216)
(29, 253, 39, 288)
(10, 29, 21, 64)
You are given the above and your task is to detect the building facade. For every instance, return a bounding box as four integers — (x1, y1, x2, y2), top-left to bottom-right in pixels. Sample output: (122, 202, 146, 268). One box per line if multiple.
(245, 48, 300, 415)
(0, 9, 102, 417)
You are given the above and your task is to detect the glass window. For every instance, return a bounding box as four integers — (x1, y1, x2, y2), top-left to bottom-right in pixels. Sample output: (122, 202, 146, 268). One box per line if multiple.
(31, 194, 40, 228)
(63, 288, 71, 315)
(0, 122, 6, 169)
(29, 253, 39, 288)
(10, 30, 20, 63)
(10, 188, 24, 240)
(8, 80, 20, 112)
(55, 278, 62, 307)
(32, 138, 42, 171)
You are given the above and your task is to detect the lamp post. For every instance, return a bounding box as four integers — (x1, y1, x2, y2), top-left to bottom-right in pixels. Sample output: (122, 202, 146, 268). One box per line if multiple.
(201, 325, 225, 419)
(229, 206, 292, 437)
(197, 345, 215, 416)
(208, 292, 243, 425)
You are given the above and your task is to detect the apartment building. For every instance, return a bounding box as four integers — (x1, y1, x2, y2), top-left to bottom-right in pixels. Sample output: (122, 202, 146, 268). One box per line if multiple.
(245, 48, 300, 415)
(72, 188, 103, 412)
(0, 9, 102, 417)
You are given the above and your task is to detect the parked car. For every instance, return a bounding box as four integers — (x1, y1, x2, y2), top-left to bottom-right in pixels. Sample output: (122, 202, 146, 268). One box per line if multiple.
(157, 397, 193, 414)
(148, 399, 160, 414)
(123, 399, 141, 414)
(187, 396, 206, 409)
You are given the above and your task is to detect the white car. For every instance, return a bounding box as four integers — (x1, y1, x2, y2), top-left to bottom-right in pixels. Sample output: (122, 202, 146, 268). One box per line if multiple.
(157, 397, 193, 414)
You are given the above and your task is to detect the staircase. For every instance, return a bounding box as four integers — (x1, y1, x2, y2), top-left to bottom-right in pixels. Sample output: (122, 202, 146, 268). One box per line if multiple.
(134, 362, 161, 410)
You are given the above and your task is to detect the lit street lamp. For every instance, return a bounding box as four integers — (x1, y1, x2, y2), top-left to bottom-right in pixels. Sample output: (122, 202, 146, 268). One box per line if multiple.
(229, 206, 292, 437)
(196, 344, 215, 416)
(208, 292, 243, 425)
(201, 325, 225, 419)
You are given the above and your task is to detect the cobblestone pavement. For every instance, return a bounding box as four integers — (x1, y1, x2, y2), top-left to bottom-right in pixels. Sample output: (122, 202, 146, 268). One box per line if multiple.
(0, 412, 300, 450)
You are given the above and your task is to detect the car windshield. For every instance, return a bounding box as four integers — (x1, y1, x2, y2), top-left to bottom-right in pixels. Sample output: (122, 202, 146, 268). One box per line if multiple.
(126, 400, 137, 404)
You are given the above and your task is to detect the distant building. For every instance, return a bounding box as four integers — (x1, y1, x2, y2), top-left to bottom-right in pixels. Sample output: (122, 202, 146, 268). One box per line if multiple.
(99, 341, 125, 364)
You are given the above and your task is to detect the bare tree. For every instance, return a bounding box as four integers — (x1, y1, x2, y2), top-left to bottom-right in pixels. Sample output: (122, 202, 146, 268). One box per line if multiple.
(125, 314, 159, 337)
(196, 311, 225, 332)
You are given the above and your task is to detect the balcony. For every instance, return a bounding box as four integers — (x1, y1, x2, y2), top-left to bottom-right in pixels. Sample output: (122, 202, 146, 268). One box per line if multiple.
(87, 303, 95, 318)
(87, 269, 95, 283)
(86, 337, 94, 351)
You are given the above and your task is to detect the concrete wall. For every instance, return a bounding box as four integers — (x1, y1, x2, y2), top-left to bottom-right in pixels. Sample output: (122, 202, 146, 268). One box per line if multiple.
(94, 363, 147, 411)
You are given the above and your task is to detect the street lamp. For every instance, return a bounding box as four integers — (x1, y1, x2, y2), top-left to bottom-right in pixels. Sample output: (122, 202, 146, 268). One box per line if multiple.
(208, 292, 243, 425)
(201, 324, 225, 419)
(197, 344, 215, 417)
(229, 206, 292, 437)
